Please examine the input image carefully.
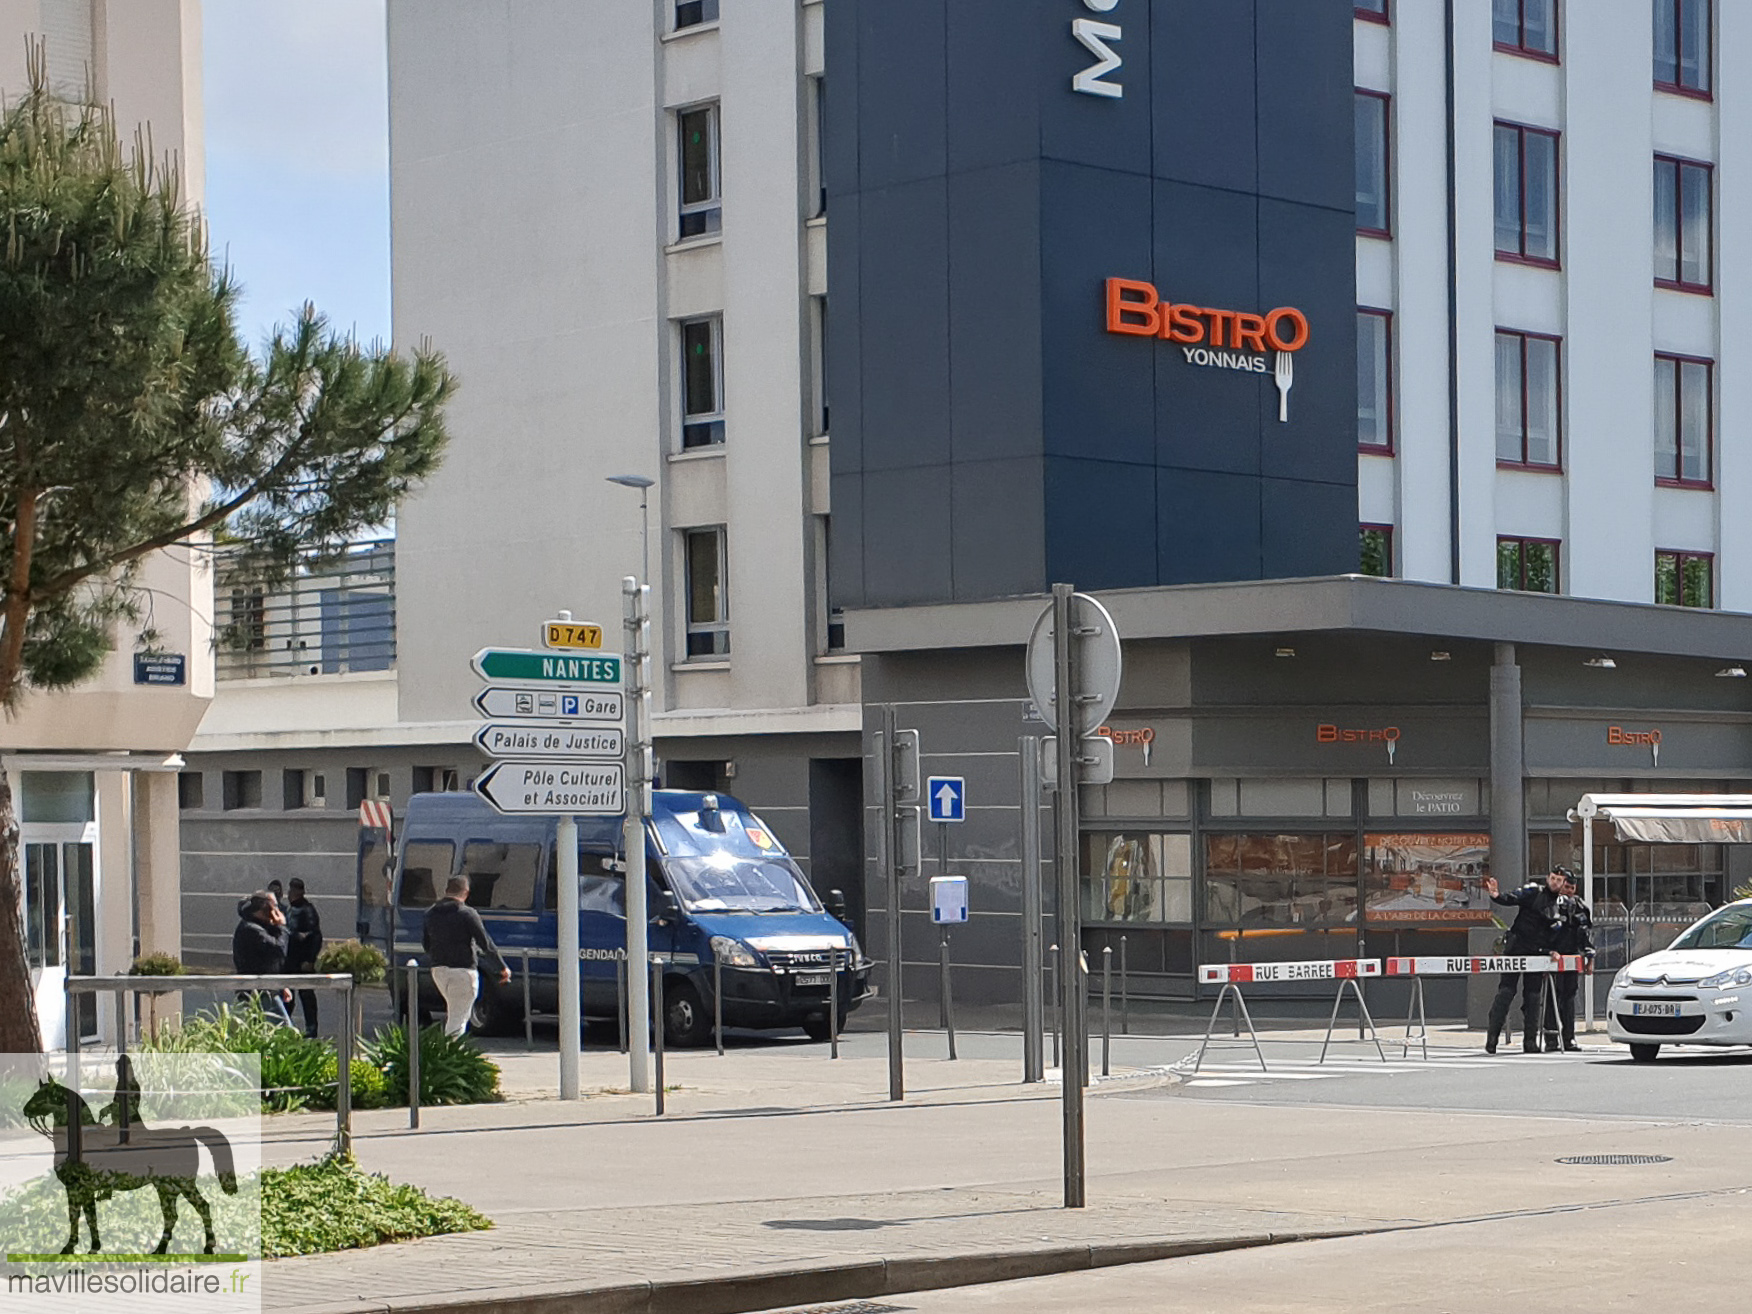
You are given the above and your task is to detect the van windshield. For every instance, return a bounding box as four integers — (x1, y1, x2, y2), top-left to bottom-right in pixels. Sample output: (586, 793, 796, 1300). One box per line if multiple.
(665, 853, 821, 914)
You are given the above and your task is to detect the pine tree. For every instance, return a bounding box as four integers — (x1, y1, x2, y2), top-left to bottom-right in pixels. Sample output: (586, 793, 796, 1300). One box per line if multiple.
(0, 59, 453, 1051)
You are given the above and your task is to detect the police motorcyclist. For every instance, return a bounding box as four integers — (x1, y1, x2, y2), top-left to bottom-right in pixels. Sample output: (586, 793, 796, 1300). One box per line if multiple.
(1481, 867, 1570, 1054)
(1544, 873, 1594, 1052)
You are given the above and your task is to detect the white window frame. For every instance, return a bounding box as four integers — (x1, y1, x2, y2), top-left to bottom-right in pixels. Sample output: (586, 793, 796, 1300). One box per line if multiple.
(682, 526, 730, 659)
(677, 102, 722, 240)
(678, 315, 725, 450)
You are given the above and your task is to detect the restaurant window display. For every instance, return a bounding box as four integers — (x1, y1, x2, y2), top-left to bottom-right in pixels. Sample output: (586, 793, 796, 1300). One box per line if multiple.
(1201, 833, 1360, 970)
(1083, 832, 1192, 924)
(1528, 832, 1723, 909)
(1363, 833, 1493, 926)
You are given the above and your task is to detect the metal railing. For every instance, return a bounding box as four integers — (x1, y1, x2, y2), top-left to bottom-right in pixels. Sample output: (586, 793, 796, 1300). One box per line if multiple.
(215, 539, 396, 680)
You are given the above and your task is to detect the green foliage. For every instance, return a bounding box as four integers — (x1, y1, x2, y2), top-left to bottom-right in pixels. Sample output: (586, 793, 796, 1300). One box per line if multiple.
(364, 1025, 503, 1107)
(1732, 881, 1752, 903)
(140, 1002, 361, 1112)
(316, 938, 387, 986)
(127, 952, 185, 976)
(260, 1155, 491, 1259)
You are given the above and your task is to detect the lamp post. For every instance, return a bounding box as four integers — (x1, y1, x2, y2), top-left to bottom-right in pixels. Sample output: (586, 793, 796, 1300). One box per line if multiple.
(607, 474, 654, 589)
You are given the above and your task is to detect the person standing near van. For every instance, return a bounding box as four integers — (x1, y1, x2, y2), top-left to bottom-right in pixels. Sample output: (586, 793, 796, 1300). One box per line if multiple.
(422, 876, 511, 1037)
(232, 891, 295, 1026)
(285, 878, 325, 1038)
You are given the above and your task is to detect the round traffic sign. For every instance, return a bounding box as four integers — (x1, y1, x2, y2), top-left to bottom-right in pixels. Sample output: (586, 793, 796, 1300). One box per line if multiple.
(1025, 593, 1122, 735)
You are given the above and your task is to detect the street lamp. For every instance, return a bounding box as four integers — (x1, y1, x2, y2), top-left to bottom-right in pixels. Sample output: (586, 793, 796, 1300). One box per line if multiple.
(606, 474, 654, 586)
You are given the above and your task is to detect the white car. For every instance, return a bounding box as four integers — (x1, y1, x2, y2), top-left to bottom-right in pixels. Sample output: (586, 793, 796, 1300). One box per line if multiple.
(1607, 899, 1752, 1062)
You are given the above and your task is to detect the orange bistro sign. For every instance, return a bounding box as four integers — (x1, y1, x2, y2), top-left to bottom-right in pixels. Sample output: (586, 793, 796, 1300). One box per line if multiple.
(1104, 277, 1310, 372)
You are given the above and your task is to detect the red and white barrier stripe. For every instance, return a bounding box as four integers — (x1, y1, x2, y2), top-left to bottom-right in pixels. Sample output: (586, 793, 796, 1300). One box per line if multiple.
(1199, 959, 1382, 985)
(1384, 954, 1587, 976)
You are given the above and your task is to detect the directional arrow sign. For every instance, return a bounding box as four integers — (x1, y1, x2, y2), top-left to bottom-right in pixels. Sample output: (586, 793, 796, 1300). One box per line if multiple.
(470, 648, 623, 686)
(473, 760, 625, 816)
(926, 776, 966, 823)
(474, 722, 624, 760)
(473, 686, 624, 722)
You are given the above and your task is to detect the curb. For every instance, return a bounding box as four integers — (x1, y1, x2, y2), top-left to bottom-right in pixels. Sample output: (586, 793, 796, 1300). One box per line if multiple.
(280, 1228, 1367, 1314)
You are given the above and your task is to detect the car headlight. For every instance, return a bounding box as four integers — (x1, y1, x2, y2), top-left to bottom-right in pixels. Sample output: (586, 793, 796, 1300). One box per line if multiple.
(1700, 967, 1752, 989)
(1612, 967, 1630, 991)
(710, 936, 760, 968)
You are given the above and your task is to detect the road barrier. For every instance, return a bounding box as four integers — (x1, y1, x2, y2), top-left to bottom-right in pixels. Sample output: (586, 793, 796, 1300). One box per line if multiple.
(1385, 955, 1588, 1059)
(1191, 960, 1384, 1072)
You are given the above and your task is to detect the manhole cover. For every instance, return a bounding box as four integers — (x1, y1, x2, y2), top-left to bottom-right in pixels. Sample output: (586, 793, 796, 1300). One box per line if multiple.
(1555, 1154, 1673, 1165)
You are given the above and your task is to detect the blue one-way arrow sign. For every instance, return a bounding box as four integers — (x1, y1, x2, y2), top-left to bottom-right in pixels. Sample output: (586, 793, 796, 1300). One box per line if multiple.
(926, 776, 966, 823)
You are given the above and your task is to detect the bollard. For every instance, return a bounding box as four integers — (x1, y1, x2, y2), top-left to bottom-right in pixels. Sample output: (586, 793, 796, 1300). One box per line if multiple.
(617, 956, 628, 1055)
(713, 947, 725, 1056)
(522, 950, 534, 1049)
(1102, 945, 1112, 1078)
(652, 959, 666, 1116)
(337, 980, 354, 1155)
(405, 960, 421, 1130)
(1049, 944, 1060, 1071)
(941, 930, 957, 1061)
(828, 947, 840, 1059)
(1120, 935, 1129, 1036)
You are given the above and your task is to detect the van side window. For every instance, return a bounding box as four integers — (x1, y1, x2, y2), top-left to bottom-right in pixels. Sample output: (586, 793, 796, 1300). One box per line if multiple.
(545, 851, 623, 913)
(398, 841, 455, 906)
(462, 841, 542, 912)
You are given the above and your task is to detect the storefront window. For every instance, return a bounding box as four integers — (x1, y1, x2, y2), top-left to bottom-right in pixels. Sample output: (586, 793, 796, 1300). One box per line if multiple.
(1083, 832, 1192, 924)
(1528, 832, 1723, 908)
(1202, 833, 1358, 928)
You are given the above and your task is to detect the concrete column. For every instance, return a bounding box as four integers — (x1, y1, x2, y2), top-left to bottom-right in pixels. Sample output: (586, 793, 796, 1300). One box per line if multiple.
(1489, 643, 1525, 888)
(134, 771, 182, 959)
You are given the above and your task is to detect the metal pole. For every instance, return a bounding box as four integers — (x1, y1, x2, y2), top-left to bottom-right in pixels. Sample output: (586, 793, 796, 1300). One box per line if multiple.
(1051, 583, 1086, 1208)
(1020, 736, 1045, 1083)
(940, 929, 957, 1060)
(1583, 811, 1596, 1028)
(522, 950, 534, 1049)
(1049, 944, 1060, 1070)
(828, 946, 840, 1059)
(337, 980, 353, 1155)
(1102, 945, 1112, 1078)
(624, 577, 652, 1094)
(651, 958, 665, 1116)
(879, 705, 905, 1102)
(405, 960, 421, 1130)
(713, 946, 724, 1056)
(1120, 935, 1129, 1036)
(558, 814, 581, 1100)
(617, 956, 628, 1054)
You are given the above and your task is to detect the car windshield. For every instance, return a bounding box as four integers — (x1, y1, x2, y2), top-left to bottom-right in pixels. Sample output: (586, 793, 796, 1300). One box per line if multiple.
(1669, 905, 1752, 951)
(664, 853, 822, 914)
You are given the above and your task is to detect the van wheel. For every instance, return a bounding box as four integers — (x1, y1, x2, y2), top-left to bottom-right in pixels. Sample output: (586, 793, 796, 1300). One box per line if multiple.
(663, 981, 711, 1048)
(1629, 1043, 1661, 1063)
(802, 1006, 847, 1042)
(470, 981, 523, 1037)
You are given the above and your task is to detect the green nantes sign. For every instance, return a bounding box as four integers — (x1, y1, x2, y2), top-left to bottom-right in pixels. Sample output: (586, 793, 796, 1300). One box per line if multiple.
(469, 648, 623, 686)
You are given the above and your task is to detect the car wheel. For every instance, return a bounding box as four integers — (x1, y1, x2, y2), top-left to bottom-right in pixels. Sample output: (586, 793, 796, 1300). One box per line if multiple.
(663, 981, 711, 1048)
(1629, 1042, 1661, 1063)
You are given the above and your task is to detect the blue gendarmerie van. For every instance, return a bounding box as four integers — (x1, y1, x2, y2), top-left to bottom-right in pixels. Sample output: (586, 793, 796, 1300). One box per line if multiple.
(357, 789, 870, 1044)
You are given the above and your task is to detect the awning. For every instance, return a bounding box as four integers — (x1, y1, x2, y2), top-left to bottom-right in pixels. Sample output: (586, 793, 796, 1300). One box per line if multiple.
(1570, 794, 1752, 845)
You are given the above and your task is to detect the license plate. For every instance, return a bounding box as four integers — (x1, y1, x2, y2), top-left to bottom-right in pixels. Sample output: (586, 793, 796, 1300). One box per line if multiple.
(1631, 1002, 1681, 1017)
(794, 972, 830, 988)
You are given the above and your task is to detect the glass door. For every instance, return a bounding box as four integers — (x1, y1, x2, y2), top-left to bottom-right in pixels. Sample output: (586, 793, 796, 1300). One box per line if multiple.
(23, 836, 97, 1047)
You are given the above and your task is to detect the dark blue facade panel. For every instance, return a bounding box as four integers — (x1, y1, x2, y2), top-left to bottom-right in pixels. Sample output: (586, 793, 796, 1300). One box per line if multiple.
(855, 0, 947, 192)
(1261, 476, 1358, 579)
(1158, 468, 1261, 585)
(1255, 0, 1356, 211)
(825, 192, 863, 473)
(829, 471, 866, 610)
(858, 178, 951, 473)
(948, 162, 1044, 465)
(946, 0, 1046, 176)
(861, 466, 953, 607)
(1039, 0, 1154, 176)
(1044, 456, 1157, 594)
(1151, 1, 1259, 193)
(952, 458, 1047, 600)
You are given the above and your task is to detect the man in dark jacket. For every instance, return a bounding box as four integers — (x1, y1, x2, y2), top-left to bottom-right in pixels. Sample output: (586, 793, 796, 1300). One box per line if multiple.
(1544, 874, 1595, 1052)
(423, 876, 511, 1037)
(232, 891, 294, 1025)
(1482, 867, 1569, 1054)
(285, 878, 325, 1038)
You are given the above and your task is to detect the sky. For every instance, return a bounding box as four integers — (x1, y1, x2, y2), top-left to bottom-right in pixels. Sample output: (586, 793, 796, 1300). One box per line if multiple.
(201, 0, 391, 351)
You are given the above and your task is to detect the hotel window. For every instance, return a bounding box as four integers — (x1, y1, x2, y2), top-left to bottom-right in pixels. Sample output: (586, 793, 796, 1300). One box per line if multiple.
(1493, 122, 1559, 266)
(674, 0, 718, 32)
(808, 77, 827, 218)
(1354, 92, 1390, 236)
(684, 527, 730, 658)
(1495, 330, 1561, 469)
(816, 515, 844, 652)
(1355, 0, 1388, 23)
(1493, 0, 1557, 59)
(1656, 550, 1713, 608)
(1497, 537, 1560, 594)
(1357, 309, 1393, 451)
(679, 315, 725, 449)
(1654, 354, 1711, 486)
(677, 103, 721, 239)
(810, 296, 829, 437)
(1359, 525, 1393, 578)
(1654, 0, 1710, 97)
(1654, 156, 1711, 293)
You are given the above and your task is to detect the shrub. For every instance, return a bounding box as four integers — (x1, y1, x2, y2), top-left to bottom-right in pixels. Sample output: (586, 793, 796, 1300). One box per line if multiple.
(317, 939, 388, 987)
(128, 952, 186, 978)
(317, 1052, 392, 1110)
(261, 1154, 491, 1258)
(365, 1024, 502, 1107)
(142, 1001, 339, 1112)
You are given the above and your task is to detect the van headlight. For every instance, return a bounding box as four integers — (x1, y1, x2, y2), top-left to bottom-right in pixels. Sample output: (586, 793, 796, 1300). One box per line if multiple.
(1699, 967, 1752, 989)
(844, 933, 862, 962)
(710, 936, 760, 968)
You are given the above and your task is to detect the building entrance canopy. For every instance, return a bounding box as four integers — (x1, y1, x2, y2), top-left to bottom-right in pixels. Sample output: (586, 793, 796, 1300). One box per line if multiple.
(1572, 794, 1752, 845)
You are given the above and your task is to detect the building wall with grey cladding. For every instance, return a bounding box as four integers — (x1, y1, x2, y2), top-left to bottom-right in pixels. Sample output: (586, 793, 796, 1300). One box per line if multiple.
(180, 814, 360, 967)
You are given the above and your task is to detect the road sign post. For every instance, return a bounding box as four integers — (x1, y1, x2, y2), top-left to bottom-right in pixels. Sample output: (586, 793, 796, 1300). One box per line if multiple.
(557, 814, 580, 1099)
(1020, 737, 1045, 1084)
(623, 578, 653, 1098)
(877, 708, 920, 1103)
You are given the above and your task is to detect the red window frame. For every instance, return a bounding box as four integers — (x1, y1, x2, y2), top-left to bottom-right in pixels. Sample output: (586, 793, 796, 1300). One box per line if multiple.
(1359, 524, 1394, 578)
(1654, 352, 1713, 489)
(1655, 550, 1714, 609)
(1495, 329, 1563, 472)
(1357, 308, 1394, 454)
(1493, 0, 1559, 62)
(1497, 537, 1561, 594)
(1654, 0, 1711, 100)
(1494, 121, 1561, 269)
(1355, 90, 1392, 239)
(1654, 155, 1713, 295)
(1355, 0, 1389, 25)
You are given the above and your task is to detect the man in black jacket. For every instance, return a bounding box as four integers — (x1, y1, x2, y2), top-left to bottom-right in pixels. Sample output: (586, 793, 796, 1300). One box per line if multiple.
(285, 878, 325, 1038)
(1544, 873, 1595, 1052)
(423, 876, 511, 1037)
(232, 891, 294, 1025)
(1482, 867, 1569, 1054)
